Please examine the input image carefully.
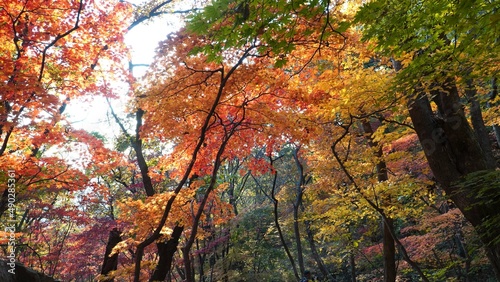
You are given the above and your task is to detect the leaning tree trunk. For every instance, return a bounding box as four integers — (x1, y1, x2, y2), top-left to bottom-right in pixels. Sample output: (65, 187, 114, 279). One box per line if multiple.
(304, 220, 334, 281)
(407, 80, 500, 279)
(100, 228, 122, 282)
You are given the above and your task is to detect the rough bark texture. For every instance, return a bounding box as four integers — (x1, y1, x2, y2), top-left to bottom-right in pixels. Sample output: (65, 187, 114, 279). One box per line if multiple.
(407, 82, 500, 279)
(150, 225, 184, 282)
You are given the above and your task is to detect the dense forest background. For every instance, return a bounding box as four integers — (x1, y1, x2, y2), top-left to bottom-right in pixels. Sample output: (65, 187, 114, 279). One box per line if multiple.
(1, 0, 499, 281)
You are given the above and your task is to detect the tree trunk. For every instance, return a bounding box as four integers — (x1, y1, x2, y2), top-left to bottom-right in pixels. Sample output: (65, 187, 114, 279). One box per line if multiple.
(270, 155, 300, 280)
(273, 196, 300, 280)
(100, 228, 122, 282)
(0, 188, 9, 219)
(488, 77, 500, 148)
(465, 80, 496, 168)
(196, 239, 206, 282)
(382, 217, 396, 282)
(350, 251, 356, 282)
(293, 205, 305, 276)
(304, 220, 334, 281)
(362, 121, 396, 282)
(292, 148, 306, 276)
(182, 246, 194, 282)
(407, 82, 500, 279)
(150, 225, 184, 282)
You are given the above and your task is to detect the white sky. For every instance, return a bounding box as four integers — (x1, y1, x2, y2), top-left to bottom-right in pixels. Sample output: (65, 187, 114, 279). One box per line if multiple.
(66, 4, 184, 141)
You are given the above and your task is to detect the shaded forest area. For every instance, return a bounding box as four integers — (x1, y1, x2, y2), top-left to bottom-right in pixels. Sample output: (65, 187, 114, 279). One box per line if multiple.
(1, 0, 500, 281)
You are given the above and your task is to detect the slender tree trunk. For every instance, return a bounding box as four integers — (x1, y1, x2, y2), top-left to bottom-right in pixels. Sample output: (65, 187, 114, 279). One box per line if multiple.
(465, 79, 496, 167)
(362, 121, 396, 282)
(269, 155, 300, 280)
(454, 230, 471, 282)
(350, 251, 356, 282)
(382, 217, 396, 282)
(332, 116, 429, 281)
(292, 148, 306, 276)
(182, 247, 194, 282)
(175, 263, 186, 281)
(304, 220, 334, 281)
(227, 180, 238, 216)
(273, 197, 300, 280)
(100, 228, 122, 282)
(196, 239, 206, 282)
(488, 77, 500, 148)
(293, 205, 305, 276)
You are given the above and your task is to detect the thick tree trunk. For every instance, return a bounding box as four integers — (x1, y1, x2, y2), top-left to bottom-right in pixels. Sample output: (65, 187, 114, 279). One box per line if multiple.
(100, 228, 122, 282)
(150, 225, 184, 282)
(407, 82, 500, 279)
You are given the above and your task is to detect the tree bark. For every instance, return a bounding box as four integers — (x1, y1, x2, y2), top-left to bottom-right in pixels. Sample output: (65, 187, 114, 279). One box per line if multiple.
(0, 188, 9, 219)
(100, 228, 122, 282)
(465, 80, 496, 168)
(150, 225, 184, 282)
(292, 148, 306, 276)
(407, 82, 500, 279)
(361, 121, 396, 282)
(488, 77, 500, 148)
(350, 251, 356, 282)
(382, 217, 396, 282)
(270, 156, 300, 280)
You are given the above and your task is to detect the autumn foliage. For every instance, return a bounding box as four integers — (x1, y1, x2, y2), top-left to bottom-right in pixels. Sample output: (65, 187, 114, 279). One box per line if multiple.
(1, 0, 500, 281)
